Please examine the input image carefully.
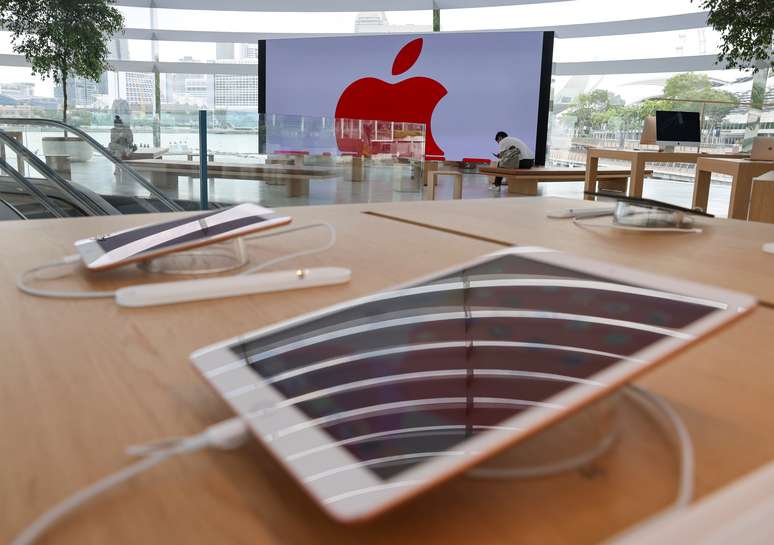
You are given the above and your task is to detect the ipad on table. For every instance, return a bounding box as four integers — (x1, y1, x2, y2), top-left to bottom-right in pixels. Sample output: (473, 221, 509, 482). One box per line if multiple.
(74, 203, 291, 271)
(191, 246, 755, 523)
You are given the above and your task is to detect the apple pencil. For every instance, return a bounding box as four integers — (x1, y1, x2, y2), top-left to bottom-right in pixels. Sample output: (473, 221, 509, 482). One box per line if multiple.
(547, 207, 616, 219)
(115, 267, 351, 307)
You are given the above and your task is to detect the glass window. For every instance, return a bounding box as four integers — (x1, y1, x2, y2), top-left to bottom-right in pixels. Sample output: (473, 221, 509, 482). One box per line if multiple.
(441, 0, 706, 30)
(152, 9, 357, 33)
(554, 28, 724, 63)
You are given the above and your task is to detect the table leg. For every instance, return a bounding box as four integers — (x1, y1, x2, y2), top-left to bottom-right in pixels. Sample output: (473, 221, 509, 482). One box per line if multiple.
(150, 170, 178, 190)
(692, 167, 712, 212)
(286, 177, 310, 198)
(728, 166, 754, 220)
(584, 154, 599, 199)
(351, 156, 365, 182)
(629, 158, 646, 197)
(598, 177, 627, 193)
(452, 173, 463, 200)
(423, 161, 438, 187)
(507, 178, 538, 196)
(427, 172, 437, 200)
(749, 175, 774, 223)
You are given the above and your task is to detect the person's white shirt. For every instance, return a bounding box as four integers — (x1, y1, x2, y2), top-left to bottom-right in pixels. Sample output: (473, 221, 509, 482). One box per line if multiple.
(498, 136, 534, 160)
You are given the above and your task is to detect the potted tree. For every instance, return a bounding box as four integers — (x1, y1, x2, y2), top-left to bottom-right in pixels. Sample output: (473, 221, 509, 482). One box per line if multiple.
(0, 0, 124, 162)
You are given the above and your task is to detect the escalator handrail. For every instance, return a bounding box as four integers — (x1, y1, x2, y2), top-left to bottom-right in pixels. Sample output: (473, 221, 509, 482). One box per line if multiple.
(0, 131, 106, 216)
(0, 198, 28, 220)
(0, 118, 183, 212)
(0, 156, 67, 218)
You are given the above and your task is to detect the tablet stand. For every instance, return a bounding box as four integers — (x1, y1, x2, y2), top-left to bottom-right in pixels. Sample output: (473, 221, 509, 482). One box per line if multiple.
(470, 394, 620, 478)
(138, 238, 249, 275)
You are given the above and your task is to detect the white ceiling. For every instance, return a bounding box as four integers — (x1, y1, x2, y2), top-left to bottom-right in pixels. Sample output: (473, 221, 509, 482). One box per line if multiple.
(115, 0, 567, 12)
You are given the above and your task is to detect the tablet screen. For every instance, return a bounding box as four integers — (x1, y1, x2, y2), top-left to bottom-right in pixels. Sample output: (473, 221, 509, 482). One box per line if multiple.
(231, 254, 725, 481)
(96, 206, 274, 255)
(81, 204, 281, 268)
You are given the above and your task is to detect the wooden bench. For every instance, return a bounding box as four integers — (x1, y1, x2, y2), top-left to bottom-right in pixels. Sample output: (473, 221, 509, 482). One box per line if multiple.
(479, 166, 653, 196)
(124, 159, 338, 197)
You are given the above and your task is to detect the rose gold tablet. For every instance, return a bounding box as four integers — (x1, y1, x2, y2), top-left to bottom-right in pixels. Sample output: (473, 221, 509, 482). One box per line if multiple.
(191, 246, 755, 523)
(74, 203, 291, 271)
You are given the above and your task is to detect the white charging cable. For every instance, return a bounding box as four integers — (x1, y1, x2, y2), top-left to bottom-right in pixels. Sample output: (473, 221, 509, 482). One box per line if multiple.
(9, 418, 250, 545)
(9, 385, 692, 545)
(466, 385, 694, 510)
(624, 384, 694, 510)
(15, 222, 336, 300)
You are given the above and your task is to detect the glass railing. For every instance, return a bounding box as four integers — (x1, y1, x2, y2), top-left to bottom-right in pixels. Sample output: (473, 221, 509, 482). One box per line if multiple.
(0, 118, 186, 215)
(1, 110, 426, 212)
(547, 97, 774, 184)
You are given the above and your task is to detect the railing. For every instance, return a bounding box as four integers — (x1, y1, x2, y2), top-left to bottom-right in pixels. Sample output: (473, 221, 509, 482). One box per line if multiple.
(0, 118, 183, 213)
(0, 111, 427, 212)
(0, 154, 66, 218)
(0, 129, 110, 216)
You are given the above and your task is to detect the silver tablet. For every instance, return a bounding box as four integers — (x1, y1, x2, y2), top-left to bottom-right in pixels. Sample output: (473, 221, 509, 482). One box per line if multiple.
(191, 246, 755, 523)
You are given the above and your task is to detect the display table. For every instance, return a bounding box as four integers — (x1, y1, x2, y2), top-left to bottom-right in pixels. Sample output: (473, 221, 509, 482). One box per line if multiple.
(692, 157, 774, 219)
(366, 196, 774, 305)
(3, 200, 774, 545)
(584, 148, 748, 199)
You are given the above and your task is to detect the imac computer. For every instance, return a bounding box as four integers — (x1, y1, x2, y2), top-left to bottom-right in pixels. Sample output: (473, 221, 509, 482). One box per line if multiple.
(655, 110, 701, 152)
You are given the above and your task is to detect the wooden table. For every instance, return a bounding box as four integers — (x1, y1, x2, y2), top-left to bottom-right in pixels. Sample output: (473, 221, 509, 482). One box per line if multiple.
(124, 159, 338, 197)
(584, 148, 748, 200)
(481, 166, 652, 196)
(3, 201, 774, 545)
(365, 197, 774, 306)
(692, 157, 774, 220)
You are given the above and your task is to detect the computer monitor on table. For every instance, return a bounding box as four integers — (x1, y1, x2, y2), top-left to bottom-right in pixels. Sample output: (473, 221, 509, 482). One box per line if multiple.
(656, 110, 701, 151)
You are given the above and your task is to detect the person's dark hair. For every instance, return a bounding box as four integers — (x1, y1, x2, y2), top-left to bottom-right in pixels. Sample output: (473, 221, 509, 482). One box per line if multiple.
(495, 131, 508, 141)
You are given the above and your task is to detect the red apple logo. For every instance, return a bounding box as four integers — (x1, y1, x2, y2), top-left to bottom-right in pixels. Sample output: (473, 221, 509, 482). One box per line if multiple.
(335, 38, 447, 159)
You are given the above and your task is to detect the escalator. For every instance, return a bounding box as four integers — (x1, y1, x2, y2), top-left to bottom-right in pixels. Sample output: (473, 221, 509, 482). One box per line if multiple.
(0, 118, 221, 220)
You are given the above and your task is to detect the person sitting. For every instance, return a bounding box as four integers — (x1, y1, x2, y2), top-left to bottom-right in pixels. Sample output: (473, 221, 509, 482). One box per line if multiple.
(108, 115, 136, 160)
(491, 131, 534, 190)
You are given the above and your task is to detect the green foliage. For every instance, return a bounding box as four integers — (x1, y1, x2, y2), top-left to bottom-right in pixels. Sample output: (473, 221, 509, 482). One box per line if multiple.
(565, 90, 625, 130)
(693, 0, 773, 72)
(0, 0, 124, 122)
(566, 72, 740, 133)
(662, 73, 738, 126)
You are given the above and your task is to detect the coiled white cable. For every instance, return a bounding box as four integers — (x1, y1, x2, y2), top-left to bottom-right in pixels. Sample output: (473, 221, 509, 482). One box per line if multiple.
(15, 222, 336, 300)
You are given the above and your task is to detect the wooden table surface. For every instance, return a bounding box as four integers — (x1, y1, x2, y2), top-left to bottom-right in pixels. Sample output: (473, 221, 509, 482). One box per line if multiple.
(366, 196, 774, 306)
(3, 200, 774, 545)
(584, 148, 748, 199)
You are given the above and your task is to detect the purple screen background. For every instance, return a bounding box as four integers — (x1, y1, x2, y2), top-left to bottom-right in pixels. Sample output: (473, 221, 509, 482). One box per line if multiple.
(266, 31, 546, 160)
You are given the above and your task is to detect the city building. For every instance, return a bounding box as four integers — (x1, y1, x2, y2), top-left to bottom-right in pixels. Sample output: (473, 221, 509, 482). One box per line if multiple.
(54, 75, 109, 108)
(354, 11, 433, 33)
(0, 82, 34, 100)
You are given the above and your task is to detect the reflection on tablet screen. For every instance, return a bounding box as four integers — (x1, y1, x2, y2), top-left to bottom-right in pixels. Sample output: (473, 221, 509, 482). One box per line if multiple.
(230, 254, 722, 481)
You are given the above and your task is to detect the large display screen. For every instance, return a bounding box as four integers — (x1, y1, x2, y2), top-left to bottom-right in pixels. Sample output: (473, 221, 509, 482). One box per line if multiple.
(265, 31, 551, 162)
(233, 253, 721, 480)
